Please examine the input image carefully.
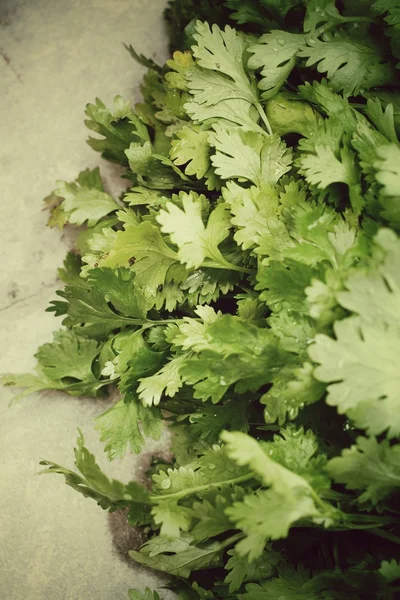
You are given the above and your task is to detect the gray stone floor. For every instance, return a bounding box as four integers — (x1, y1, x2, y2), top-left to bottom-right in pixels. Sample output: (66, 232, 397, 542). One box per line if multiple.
(0, 1, 172, 598)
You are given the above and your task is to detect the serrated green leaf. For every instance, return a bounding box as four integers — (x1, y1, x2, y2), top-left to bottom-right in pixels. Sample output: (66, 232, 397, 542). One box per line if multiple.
(211, 126, 292, 187)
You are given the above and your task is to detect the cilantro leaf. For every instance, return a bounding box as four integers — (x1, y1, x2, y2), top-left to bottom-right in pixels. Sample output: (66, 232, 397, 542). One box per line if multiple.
(40, 431, 149, 508)
(327, 436, 400, 505)
(223, 181, 280, 251)
(304, 0, 343, 33)
(130, 537, 223, 578)
(248, 32, 305, 100)
(297, 144, 360, 197)
(181, 315, 287, 403)
(225, 0, 276, 27)
(227, 488, 318, 559)
(365, 98, 399, 144)
(309, 229, 400, 437)
(104, 221, 185, 298)
(211, 126, 292, 186)
(184, 21, 266, 131)
(374, 143, 400, 197)
(1, 372, 62, 401)
(95, 396, 163, 460)
(85, 96, 149, 164)
(35, 329, 100, 383)
(2, 329, 110, 398)
(191, 22, 254, 93)
(47, 168, 118, 228)
(379, 559, 400, 584)
(165, 50, 195, 90)
(86, 267, 149, 318)
(170, 125, 211, 179)
(298, 34, 396, 96)
(225, 547, 280, 592)
(310, 316, 400, 438)
(372, 0, 400, 60)
(221, 430, 316, 494)
(137, 353, 189, 406)
(221, 431, 336, 558)
(190, 491, 240, 542)
(47, 277, 146, 339)
(151, 501, 192, 539)
(157, 192, 236, 270)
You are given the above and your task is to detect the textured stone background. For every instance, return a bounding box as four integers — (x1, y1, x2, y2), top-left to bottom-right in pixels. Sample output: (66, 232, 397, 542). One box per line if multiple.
(0, 1, 171, 598)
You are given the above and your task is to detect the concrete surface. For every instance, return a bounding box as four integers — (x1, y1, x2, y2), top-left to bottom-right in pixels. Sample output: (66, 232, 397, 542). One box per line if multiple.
(0, 1, 171, 598)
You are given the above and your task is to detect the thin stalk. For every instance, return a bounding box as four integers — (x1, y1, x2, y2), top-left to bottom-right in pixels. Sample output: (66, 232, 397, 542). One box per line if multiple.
(203, 259, 253, 274)
(342, 514, 400, 525)
(149, 473, 254, 503)
(367, 529, 400, 545)
(218, 532, 244, 550)
(311, 16, 374, 40)
(147, 317, 200, 326)
(309, 487, 340, 518)
(255, 102, 273, 135)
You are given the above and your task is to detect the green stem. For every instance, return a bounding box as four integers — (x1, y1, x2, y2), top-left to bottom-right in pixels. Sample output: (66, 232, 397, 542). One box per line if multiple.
(311, 16, 374, 40)
(218, 532, 244, 551)
(122, 317, 199, 328)
(203, 259, 252, 275)
(147, 318, 199, 326)
(255, 102, 273, 135)
(341, 16, 374, 24)
(149, 473, 254, 503)
(309, 488, 339, 518)
(342, 514, 400, 525)
(367, 529, 400, 545)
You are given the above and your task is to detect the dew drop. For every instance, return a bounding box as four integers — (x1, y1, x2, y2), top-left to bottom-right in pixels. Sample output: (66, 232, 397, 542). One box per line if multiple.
(277, 38, 285, 46)
(273, 47, 279, 52)
(161, 478, 171, 490)
(219, 377, 227, 386)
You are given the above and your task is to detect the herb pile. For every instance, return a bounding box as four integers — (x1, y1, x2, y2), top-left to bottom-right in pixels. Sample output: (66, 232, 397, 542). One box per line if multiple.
(3, 0, 400, 598)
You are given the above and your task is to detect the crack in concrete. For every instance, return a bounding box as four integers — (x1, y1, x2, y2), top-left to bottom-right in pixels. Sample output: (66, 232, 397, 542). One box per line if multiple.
(0, 280, 59, 313)
(0, 47, 23, 83)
